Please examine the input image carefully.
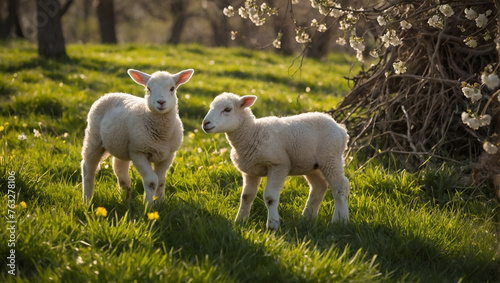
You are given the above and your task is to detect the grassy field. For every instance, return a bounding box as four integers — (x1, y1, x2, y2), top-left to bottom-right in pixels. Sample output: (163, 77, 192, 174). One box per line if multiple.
(0, 40, 499, 282)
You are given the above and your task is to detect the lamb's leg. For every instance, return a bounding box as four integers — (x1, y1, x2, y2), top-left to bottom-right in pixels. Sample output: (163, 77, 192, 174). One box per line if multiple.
(81, 146, 105, 205)
(153, 153, 175, 203)
(235, 174, 262, 222)
(112, 157, 131, 202)
(322, 157, 349, 223)
(302, 170, 328, 219)
(263, 166, 289, 231)
(130, 153, 157, 208)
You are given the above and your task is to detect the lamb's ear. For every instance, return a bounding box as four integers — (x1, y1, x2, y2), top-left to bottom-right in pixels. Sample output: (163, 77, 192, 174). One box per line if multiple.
(128, 69, 151, 87)
(173, 69, 194, 87)
(239, 95, 257, 108)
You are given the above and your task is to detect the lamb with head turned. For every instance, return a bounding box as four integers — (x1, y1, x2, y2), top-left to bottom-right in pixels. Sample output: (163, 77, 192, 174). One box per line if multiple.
(81, 68, 193, 207)
(202, 92, 349, 230)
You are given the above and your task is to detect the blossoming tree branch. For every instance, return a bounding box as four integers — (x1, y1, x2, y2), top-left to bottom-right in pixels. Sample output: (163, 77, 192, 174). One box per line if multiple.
(223, 0, 500, 166)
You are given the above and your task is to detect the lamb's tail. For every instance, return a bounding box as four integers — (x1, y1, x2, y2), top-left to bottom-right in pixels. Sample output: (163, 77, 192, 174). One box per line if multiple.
(339, 123, 349, 151)
(338, 123, 349, 162)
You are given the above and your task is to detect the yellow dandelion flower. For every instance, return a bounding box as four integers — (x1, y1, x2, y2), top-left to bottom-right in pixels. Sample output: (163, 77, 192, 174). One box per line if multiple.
(153, 196, 158, 201)
(0, 126, 4, 132)
(96, 207, 108, 217)
(19, 201, 27, 209)
(22, 123, 27, 128)
(147, 211, 159, 220)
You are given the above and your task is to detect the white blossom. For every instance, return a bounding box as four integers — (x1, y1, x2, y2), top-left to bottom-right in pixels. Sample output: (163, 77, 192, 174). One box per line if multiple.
(393, 60, 407, 75)
(248, 7, 265, 26)
(461, 112, 480, 130)
(231, 31, 237, 40)
(310, 18, 327, 32)
(483, 141, 498, 154)
(370, 50, 379, 58)
(428, 14, 443, 29)
(464, 8, 477, 20)
(349, 36, 365, 52)
(328, 3, 343, 18)
(483, 32, 492, 41)
(400, 20, 412, 30)
(309, 0, 319, 8)
(273, 33, 282, 49)
(481, 73, 500, 90)
(295, 28, 311, 44)
(486, 10, 492, 17)
(377, 16, 387, 26)
(238, 7, 249, 19)
(356, 51, 364, 62)
(339, 12, 357, 31)
(461, 85, 482, 103)
(223, 6, 235, 17)
(336, 37, 346, 46)
(479, 114, 492, 127)
(464, 37, 478, 48)
(381, 29, 402, 48)
(475, 14, 488, 28)
(18, 132, 27, 141)
(439, 4, 454, 18)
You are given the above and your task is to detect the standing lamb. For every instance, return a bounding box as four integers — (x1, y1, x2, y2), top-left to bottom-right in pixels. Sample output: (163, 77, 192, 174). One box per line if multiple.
(202, 92, 349, 230)
(81, 68, 194, 206)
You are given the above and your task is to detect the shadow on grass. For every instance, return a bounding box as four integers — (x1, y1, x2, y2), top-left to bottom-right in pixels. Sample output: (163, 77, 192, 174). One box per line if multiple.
(283, 215, 500, 282)
(157, 204, 291, 281)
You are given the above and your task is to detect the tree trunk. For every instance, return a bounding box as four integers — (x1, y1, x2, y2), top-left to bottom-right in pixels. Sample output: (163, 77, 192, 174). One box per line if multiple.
(168, 16, 187, 45)
(307, 24, 335, 59)
(37, 0, 70, 59)
(271, 0, 294, 55)
(0, 0, 25, 39)
(207, 0, 230, 47)
(167, 1, 187, 44)
(96, 0, 117, 44)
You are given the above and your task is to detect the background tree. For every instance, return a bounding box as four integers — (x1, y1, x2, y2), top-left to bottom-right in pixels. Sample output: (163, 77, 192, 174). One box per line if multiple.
(37, 0, 73, 59)
(0, 0, 25, 39)
(205, 0, 231, 47)
(96, 0, 117, 44)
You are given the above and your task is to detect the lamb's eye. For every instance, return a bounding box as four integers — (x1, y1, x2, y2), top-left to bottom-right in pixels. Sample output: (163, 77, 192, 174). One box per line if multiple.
(170, 86, 175, 92)
(147, 87, 151, 92)
(223, 107, 232, 113)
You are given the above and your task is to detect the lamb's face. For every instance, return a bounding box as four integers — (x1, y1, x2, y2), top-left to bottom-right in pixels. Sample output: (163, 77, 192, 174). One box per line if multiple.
(146, 73, 177, 114)
(202, 93, 257, 134)
(127, 68, 194, 114)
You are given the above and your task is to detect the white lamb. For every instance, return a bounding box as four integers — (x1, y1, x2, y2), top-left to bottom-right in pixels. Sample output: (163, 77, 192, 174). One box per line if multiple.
(81, 68, 194, 206)
(202, 92, 349, 230)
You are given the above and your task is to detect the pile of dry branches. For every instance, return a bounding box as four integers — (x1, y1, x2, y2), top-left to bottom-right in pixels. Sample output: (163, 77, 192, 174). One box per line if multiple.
(330, 1, 499, 165)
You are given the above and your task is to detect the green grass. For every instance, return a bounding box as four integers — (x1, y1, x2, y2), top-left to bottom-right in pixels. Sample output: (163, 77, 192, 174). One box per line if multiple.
(0, 40, 499, 282)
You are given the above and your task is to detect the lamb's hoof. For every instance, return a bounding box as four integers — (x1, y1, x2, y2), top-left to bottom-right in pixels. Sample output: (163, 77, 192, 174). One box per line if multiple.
(332, 215, 349, 224)
(301, 210, 317, 220)
(266, 219, 280, 231)
(235, 212, 250, 223)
